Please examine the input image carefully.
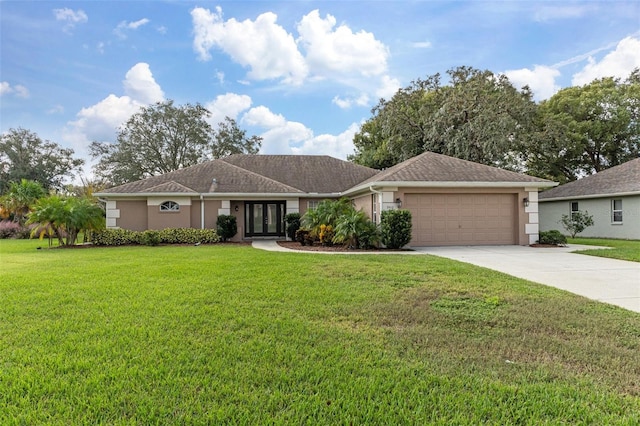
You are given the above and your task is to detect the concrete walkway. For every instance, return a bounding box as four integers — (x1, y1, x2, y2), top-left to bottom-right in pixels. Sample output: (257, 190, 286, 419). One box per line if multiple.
(253, 240, 640, 313)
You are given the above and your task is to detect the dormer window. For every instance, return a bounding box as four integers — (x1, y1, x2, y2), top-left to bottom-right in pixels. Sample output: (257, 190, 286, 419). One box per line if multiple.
(160, 201, 180, 212)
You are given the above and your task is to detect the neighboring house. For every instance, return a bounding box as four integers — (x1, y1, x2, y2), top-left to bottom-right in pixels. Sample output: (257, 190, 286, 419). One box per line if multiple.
(539, 158, 640, 239)
(95, 152, 555, 246)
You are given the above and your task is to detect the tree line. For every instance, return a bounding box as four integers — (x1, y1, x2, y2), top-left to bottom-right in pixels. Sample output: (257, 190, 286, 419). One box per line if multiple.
(2, 67, 639, 198)
(0, 100, 262, 196)
(350, 66, 640, 183)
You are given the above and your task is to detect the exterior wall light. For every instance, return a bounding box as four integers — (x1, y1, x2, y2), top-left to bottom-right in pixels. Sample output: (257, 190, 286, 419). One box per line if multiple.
(523, 197, 529, 207)
(396, 198, 402, 208)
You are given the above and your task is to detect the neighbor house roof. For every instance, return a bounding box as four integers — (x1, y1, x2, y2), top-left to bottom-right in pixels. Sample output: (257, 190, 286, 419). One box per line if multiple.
(97, 155, 377, 196)
(539, 158, 640, 201)
(347, 151, 554, 193)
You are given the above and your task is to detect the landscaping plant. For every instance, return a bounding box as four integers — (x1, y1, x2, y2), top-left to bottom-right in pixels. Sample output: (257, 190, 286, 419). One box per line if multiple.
(216, 214, 237, 242)
(284, 212, 301, 240)
(538, 230, 567, 246)
(380, 209, 412, 249)
(560, 210, 594, 238)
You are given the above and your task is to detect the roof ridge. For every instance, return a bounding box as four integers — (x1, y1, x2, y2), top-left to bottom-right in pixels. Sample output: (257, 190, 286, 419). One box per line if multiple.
(219, 159, 304, 193)
(145, 180, 197, 193)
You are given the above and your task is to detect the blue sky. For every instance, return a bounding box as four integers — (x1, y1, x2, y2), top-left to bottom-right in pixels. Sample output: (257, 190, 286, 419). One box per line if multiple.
(1, 1, 639, 177)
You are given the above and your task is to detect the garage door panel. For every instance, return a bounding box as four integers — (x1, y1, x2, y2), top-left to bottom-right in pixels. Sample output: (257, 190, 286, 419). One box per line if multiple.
(407, 193, 516, 246)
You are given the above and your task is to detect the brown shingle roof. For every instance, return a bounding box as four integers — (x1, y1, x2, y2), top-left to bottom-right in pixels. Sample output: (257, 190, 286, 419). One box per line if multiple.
(358, 151, 552, 185)
(222, 154, 379, 192)
(100, 159, 303, 194)
(98, 155, 377, 195)
(539, 158, 640, 200)
(98, 152, 554, 197)
(144, 181, 198, 193)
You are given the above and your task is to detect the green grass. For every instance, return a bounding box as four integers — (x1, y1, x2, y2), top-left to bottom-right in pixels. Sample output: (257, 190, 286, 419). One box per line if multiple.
(569, 237, 640, 262)
(1, 239, 639, 424)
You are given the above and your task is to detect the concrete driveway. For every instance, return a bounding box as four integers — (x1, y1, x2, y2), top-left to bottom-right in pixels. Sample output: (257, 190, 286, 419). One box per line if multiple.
(413, 245, 640, 313)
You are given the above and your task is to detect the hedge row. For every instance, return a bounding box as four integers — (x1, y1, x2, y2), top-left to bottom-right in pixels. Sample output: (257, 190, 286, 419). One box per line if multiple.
(92, 228, 220, 246)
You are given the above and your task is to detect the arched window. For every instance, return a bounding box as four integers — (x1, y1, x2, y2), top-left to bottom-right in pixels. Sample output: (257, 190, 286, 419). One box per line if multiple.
(160, 201, 180, 212)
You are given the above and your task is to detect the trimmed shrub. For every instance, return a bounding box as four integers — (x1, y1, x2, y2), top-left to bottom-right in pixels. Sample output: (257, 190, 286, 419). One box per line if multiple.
(216, 215, 237, 242)
(380, 209, 412, 249)
(93, 228, 221, 246)
(284, 213, 301, 240)
(92, 229, 141, 246)
(158, 228, 220, 244)
(538, 230, 567, 246)
(141, 230, 161, 246)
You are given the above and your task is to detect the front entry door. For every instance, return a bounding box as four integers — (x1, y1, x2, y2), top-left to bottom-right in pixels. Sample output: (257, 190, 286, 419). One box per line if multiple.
(245, 201, 286, 237)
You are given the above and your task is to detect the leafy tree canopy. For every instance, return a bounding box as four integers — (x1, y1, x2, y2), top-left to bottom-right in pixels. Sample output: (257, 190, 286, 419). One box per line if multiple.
(526, 71, 640, 182)
(350, 66, 640, 183)
(349, 66, 537, 171)
(0, 128, 84, 194)
(90, 100, 262, 186)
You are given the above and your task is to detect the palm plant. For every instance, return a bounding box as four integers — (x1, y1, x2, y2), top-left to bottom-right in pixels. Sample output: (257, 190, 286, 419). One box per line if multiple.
(2, 179, 45, 224)
(333, 209, 373, 249)
(301, 198, 353, 238)
(27, 196, 105, 246)
(28, 195, 67, 246)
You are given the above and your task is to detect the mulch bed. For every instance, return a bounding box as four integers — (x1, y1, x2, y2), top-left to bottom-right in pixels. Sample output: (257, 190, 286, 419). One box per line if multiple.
(276, 241, 413, 252)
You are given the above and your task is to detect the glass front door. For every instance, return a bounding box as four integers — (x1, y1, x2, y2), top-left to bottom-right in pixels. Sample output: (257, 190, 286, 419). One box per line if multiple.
(245, 201, 286, 237)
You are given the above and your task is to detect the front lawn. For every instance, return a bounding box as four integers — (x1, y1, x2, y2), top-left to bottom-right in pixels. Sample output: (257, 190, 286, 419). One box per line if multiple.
(569, 237, 640, 262)
(1, 239, 639, 424)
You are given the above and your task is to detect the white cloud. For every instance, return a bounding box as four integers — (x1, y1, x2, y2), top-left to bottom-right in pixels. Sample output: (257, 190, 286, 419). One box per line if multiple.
(53, 8, 88, 33)
(122, 63, 164, 104)
(332, 93, 369, 109)
(297, 10, 389, 78)
(114, 18, 150, 39)
(66, 94, 142, 144)
(0, 81, 29, 98)
(63, 63, 163, 154)
(191, 6, 308, 85)
(242, 106, 314, 155)
(0, 81, 11, 95)
(504, 65, 561, 100)
(205, 93, 252, 125)
(375, 75, 401, 101)
(291, 122, 359, 160)
(240, 105, 355, 159)
(190, 6, 396, 106)
(572, 36, 640, 86)
(157, 26, 167, 35)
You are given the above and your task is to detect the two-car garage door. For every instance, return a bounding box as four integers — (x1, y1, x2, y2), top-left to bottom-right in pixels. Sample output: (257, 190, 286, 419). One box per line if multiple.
(405, 193, 517, 246)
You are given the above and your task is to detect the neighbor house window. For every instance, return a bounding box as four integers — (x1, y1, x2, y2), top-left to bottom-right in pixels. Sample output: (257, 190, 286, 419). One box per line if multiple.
(307, 200, 319, 210)
(160, 201, 180, 212)
(612, 199, 623, 223)
(570, 201, 579, 220)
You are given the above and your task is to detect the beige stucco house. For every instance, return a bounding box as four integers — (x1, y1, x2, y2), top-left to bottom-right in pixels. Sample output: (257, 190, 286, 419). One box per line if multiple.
(539, 158, 640, 239)
(95, 152, 556, 246)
